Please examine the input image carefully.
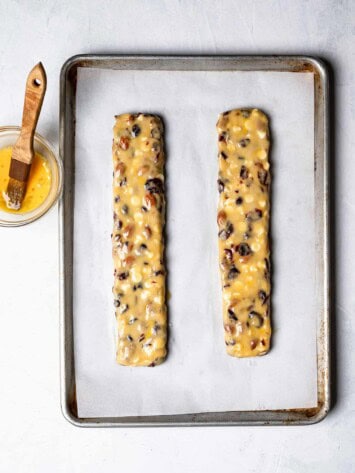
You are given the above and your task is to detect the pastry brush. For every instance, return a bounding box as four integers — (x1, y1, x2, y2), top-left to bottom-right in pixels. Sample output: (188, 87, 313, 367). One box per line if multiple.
(4, 62, 47, 209)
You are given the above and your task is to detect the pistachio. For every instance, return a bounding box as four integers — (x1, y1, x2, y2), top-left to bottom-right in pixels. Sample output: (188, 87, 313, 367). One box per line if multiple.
(152, 141, 160, 153)
(241, 109, 251, 118)
(249, 311, 264, 328)
(246, 209, 262, 221)
(151, 127, 161, 139)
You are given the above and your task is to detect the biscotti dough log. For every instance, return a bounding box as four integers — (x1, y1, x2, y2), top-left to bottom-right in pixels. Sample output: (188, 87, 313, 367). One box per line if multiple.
(217, 108, 271, 357)
(112, 113, 167, 366)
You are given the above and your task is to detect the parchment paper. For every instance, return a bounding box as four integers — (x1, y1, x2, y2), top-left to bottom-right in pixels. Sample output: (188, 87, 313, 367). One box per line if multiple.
(73, 68, 317, 417)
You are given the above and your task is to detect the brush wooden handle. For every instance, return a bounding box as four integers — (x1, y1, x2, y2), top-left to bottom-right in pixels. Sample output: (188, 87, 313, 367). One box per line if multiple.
(12, 63, 47, 165)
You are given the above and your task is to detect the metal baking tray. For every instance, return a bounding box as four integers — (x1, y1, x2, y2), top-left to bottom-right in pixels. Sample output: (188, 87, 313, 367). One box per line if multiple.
(59, 54, 330, 427)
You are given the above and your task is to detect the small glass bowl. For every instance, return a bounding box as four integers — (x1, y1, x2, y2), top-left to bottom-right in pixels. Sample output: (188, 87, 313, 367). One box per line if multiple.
(0, 126, 63, 227)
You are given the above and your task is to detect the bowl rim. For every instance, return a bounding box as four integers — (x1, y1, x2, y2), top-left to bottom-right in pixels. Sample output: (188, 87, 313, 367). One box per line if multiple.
(0, 126, 63, 227)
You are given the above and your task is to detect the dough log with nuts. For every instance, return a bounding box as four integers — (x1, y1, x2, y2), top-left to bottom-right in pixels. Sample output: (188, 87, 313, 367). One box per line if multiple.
(217, 108, 271, 357)
(112, 113, 167, 366)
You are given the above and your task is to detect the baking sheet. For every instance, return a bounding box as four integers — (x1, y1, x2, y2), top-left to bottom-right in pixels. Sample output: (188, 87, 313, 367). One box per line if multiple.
(73, 68, 317, 418)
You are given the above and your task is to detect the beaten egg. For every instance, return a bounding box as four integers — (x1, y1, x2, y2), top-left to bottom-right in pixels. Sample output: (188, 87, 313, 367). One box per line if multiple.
(0, 146, 51, 214)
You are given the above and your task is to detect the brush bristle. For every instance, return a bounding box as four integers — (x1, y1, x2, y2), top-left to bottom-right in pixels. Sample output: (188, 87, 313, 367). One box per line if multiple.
(4, 178, 27, 210)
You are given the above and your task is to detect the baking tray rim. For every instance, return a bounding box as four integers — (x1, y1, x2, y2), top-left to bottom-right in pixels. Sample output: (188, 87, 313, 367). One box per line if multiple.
(59, 54, 330, 427)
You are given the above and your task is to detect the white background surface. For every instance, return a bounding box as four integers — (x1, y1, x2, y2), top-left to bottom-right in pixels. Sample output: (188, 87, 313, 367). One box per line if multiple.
(0, 0, 353, 471)
(74, 69, 316, 416)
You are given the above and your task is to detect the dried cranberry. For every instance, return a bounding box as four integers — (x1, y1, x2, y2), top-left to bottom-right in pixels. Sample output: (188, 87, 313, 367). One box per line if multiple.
(240, 165, 249, 179)
(239, 138, 250, 148)
(224, 249, 233, 262)
(217, 179, 225, 193)
(145, 178, 164, 194)
(258, 169, 269, 185)
(219, 132, 228, 143)
(264, 258, 271, 280)
(218, 221, 234, 240)
(228, 308, 238, 321)
(237, 242, 252, 256)
(227, 266, 239, 280)
(258, 290, 268, 305)
(131, 124, 141, 137)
